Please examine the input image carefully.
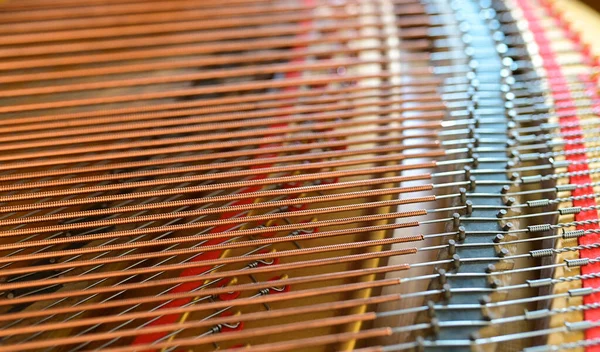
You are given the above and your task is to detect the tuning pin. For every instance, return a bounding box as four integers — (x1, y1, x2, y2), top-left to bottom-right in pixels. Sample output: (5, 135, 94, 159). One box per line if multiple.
(457, 226, 467, 242)
(466, 200, 474, 215)
(452, 213, 462, 230)
(452, 254, 461, 270)
(437, 268, 447, 286)
(448, 240, 457, 256)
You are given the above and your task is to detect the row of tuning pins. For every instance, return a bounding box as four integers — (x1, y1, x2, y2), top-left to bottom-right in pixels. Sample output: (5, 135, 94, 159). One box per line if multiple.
(392, 0, 600, 350)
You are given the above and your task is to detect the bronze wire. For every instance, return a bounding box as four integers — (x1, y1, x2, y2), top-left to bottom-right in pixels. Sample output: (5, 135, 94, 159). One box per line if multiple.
(2, 0, 598, 351)
(0, 96, 444, 146)
(0, 80, 439, 130)
(0, 7, 427, 47)
(3, 1, 454, 350)
(0, 21, 428, 60)
(0, 0, 422, 23)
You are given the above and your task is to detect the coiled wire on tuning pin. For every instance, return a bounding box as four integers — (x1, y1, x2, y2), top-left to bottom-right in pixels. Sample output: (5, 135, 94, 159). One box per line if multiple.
(3, 0, 600, 351)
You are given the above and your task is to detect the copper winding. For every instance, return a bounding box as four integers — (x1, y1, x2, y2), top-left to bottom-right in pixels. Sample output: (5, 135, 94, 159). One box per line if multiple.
(0, 59, 402, 98)
(0, 294, 401, 349)
(0, 33, 425, 72)
(0, 3, 340, 33)
(0, 184, 434, 226)
(0, 261, 413, 323)
(100, 313, 378, 352)
(3, 201, 428, 255)
(0, 178, 433, 224)
(0, 146, 441, 198)
(0, 97, 444, 145)
(0, 73, 394, 113)
(0, 5, 427, 46)
(0, 247, 419, 310)
(156, 328, 392, 352)
(0, 0, 450, 350)
(0, 0, 422, 23)
(0, 198, 431, 248)
(208, 329, 390, 352)
(0, 83, 439, 129)
(0, 114, 443, 167)
(0, 49, 430, 85)
(0, 81, 439, 132)
(0, 0, 281, 20)
(0, 90, 440, 138)
(0, 210, 426, 261)
(0, 168, 435, 213)
(0, 20, 427, 60)
(0, 126, 440, 175)
(0, 10, 369, 46)
(0, 229, 424, 279)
